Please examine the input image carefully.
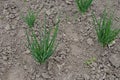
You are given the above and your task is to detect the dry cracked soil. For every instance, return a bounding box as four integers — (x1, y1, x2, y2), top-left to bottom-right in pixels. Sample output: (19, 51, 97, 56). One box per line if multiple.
(0, 0, 120, 80)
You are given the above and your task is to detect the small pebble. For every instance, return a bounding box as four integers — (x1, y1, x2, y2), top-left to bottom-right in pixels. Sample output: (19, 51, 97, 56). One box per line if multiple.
(87, 38, 94, 46)
(42, 73, 51, 79)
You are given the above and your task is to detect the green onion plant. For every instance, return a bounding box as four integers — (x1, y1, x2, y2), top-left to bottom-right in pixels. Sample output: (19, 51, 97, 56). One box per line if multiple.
(23, 11, 59, 63)
(92, 10, 120, 47)
(23, 10, 36, 28)
(75, 0, 93, 13)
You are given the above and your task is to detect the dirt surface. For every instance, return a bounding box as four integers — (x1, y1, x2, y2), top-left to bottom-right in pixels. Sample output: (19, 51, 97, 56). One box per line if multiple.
(0, 0, 120, 80)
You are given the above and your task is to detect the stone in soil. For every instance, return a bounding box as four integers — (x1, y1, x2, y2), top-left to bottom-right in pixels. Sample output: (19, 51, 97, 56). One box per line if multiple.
(46, 10, 51, 16)
(41, 72, 51, 79)
(109, 54, 120, 68)
(2, 55, 8, 61)
(83, 74, 90, 80)
(5, 24, 11, 30)
(87, 38, 94, 46)
(65, 0, 73, 5)
(22, 50, 30, 54)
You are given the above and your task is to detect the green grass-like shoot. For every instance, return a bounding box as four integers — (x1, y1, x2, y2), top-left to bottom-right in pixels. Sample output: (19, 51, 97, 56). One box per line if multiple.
(84, 57, 96, 65)
(75, 0, 93, 13)
(23, 10, 36, 28)
(92, 10, 120, 47)
(25, 14, 59, 63)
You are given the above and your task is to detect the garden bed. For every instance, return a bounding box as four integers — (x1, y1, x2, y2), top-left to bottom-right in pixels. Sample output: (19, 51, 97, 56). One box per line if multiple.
(0, 0, 120, 80)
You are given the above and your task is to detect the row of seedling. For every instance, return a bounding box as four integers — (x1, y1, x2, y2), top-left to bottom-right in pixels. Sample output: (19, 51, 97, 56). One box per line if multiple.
(23, 0, 120, 63)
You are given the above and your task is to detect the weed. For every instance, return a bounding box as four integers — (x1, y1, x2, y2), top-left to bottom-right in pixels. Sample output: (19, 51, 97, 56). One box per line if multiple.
(84, 57, 96, 65)
(25, 14, 59, 63)
(23, 10, 36, 28)
(75, 0, 93, 13)
(92, 10, 120, 47)
(74, 13, 78, 22)
(65, 14, 70, 22)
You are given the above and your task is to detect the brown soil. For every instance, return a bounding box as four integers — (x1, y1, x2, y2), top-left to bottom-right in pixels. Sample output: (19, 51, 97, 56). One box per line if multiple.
(0, 0, 120, 80)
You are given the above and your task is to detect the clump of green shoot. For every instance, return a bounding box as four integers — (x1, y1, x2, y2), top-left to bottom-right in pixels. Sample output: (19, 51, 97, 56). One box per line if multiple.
(75, 0, 93, 13)
(84, 57, 96, 65)
(23, 10, 36, 28)
(24, 12, 59, 63)
(92, 10, 120, 47)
